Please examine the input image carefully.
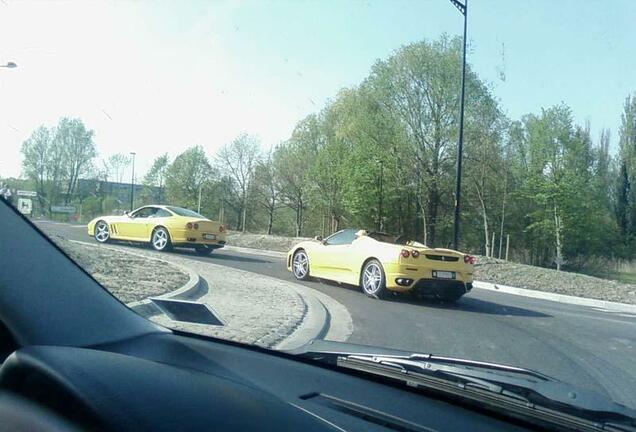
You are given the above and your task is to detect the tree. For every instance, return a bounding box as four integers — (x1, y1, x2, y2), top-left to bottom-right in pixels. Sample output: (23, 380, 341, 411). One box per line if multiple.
(367, 35, 502, 246)
(216, 134, 260, 232)
(617, 94, 636, 240)
(106, 153, 131, 183)
(143, 153, 170, 203)
(165, 147, 213, 210)
(21, 126, 52, 212)
(54, 117, 96, 204)
(253, 149, 283, 235)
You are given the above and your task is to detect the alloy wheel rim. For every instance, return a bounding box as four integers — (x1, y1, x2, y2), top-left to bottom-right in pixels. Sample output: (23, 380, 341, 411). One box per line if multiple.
(153, 230, 168, 249)
(293, 252, 308, 278)
(363, 263, 382, 293)
(95, 223, 109, 242)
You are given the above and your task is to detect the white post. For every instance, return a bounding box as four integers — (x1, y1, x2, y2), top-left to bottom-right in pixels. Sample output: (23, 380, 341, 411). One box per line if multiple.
(197, 185, 202, 214)
(505, 234, 510, 261)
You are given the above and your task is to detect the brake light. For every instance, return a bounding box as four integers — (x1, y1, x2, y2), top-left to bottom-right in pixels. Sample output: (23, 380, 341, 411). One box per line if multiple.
(401, 249, 410, 258)
(219, 225, 225, 233)
(411, 250, 420, 258)
(186, 223, 193, 229)
(464, 255, 476, 265)
(193, 223, 199, 230)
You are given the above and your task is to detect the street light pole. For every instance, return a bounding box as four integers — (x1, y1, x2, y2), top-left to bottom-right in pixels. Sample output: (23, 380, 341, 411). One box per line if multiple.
(450, 0, 468, 251)
(0, 62, 17, 68)
(130, 152, 136, 211)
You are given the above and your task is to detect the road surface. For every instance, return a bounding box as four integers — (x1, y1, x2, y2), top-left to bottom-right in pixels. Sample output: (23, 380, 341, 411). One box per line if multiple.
(35, 220, 636, 409)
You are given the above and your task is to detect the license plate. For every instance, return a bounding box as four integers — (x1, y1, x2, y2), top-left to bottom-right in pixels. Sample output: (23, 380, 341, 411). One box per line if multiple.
(203, 233, 216, 240)
(433, 270, 455, 279)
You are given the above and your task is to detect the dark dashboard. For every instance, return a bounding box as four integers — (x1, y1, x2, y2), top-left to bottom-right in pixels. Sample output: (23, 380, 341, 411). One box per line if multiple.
(0, 332, 530, 431)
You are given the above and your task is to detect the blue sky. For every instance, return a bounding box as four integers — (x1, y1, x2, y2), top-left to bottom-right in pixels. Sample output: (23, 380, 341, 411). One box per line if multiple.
(0, 0, 634, 179)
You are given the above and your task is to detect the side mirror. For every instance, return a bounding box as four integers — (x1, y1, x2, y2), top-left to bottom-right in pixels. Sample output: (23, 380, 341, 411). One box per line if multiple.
(123, 210, 130, 217)
(313, 235, 322, 242)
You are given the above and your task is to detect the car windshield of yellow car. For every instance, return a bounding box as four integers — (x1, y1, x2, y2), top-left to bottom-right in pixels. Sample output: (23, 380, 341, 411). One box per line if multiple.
(3, 0, 636, 414)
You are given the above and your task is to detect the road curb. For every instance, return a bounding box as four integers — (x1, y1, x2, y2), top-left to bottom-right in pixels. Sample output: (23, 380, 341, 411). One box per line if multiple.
(474, 281, 636, 313)
(273, 282, 353, 351)
(67, 240, 203, 317)
(67, 240, 352, 348)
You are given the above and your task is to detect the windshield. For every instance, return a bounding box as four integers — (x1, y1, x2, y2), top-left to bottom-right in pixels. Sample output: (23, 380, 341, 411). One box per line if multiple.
(166, 207, 204, 218)
(2, 0, 636, 419)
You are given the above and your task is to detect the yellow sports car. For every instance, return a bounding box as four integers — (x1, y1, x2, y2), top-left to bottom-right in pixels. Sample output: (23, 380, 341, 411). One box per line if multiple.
(287, 229, 475, 301)
(87, 205, 226, 255)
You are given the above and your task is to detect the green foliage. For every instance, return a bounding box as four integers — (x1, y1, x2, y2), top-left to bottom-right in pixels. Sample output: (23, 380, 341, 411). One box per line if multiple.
(165, 146, 213, 210)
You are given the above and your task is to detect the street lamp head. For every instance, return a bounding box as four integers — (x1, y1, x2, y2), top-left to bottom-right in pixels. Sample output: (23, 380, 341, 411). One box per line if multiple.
(1, 62, 17, 68)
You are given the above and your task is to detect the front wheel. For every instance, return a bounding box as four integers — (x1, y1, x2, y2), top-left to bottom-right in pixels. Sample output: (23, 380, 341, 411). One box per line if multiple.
(292, 250, 311, 281)
(361, 259, 388, 299)
(151, 227, 171, 252)
(195, 245, 214, 256)
(94, 221, 110, 243)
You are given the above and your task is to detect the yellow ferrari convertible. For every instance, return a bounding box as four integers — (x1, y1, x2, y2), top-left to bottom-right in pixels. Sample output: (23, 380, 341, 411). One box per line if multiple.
(287, 229, 475, 301)
(87, 205, 226, 255)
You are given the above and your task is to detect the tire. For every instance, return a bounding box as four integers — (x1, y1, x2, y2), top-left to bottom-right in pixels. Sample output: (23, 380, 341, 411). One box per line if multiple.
(94, 220, 110, 243)
(291, 249, 311, 281)
(151, 227, 172, 252)
(195, 245, 214, 256)
(360, 259, 388, 299)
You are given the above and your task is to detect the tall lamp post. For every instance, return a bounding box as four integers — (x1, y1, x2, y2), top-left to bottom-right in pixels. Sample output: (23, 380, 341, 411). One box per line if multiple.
(129, 152, 136, 211)
(449, 0, 468, 251)
(0, 62, 17, 69)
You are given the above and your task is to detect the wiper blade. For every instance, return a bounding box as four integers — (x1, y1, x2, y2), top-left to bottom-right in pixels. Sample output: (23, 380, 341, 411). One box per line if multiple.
(335, 354, 636, 431)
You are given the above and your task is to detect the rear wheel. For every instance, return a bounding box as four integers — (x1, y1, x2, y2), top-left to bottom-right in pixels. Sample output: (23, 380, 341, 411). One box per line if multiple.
(151, 227, 171, 252)
(292, 249, 311, 281)
(361, 259, 388, 299)
(195, 245, 214, 256)
(94, 221, 110, 243)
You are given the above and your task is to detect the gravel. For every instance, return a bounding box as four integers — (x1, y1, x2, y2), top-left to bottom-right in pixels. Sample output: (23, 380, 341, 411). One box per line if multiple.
(226, 231, 309, 252)
(51, 237, 190, 303)
(475, 256, 636, 305)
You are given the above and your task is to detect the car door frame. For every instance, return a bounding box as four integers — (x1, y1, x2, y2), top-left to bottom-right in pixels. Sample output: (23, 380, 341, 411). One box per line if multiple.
(312, 229, 358, 283)
(117, 206, 156, 240)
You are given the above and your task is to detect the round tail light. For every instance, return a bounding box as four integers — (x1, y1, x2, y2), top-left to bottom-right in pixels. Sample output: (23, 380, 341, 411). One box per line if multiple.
(186, 223, 193, 229)
(411, 250, 420, 258)
(219, 225, 225, 233)
(401, 249, 410, 258)
(193, 223, 199, 230)
(464, 255, 476, 265)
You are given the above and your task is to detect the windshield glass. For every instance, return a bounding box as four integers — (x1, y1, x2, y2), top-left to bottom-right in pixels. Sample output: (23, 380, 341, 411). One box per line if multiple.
(3, 0, 636, 418)
(166, 207, 204, 218)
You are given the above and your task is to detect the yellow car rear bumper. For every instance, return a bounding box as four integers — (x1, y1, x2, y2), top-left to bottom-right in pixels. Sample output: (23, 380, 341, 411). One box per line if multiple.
(170, 228, 226, 247)
(383, 262, 473, 294)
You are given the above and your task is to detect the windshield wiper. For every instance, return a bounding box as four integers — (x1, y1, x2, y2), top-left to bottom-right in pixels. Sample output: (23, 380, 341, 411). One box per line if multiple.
(329, 353, 636, 431)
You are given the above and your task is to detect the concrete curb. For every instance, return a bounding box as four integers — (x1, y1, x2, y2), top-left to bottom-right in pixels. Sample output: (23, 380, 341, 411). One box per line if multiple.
(274, 282, 353, 351)
(67, 240, 202, 317)
(474, 281, 636, 313)
(67, 240, 352, 348)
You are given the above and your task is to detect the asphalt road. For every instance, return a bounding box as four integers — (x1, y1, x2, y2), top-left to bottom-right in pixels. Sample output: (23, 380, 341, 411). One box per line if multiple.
(35, 220, 636, 410)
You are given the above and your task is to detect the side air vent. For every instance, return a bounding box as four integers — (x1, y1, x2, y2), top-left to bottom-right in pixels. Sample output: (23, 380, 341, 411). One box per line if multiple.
(299, 392, 435, 432)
